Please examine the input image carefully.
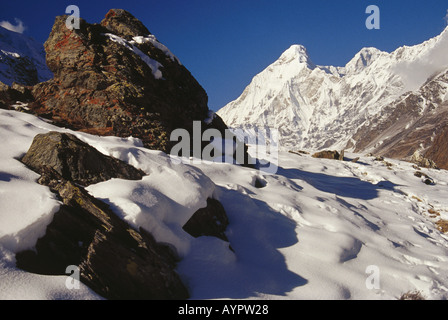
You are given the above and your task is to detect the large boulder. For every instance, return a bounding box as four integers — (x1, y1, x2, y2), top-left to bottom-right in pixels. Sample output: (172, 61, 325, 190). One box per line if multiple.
(21, 131, 145, 186)
(29, 9, 216, 153)
(312, 150, 343, 160)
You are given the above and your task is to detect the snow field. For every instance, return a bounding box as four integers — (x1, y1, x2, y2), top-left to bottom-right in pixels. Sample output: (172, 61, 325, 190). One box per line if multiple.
(1, 109, 448, 300)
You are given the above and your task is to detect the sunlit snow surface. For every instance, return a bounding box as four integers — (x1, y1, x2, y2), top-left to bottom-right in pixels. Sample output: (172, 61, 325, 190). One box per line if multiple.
(1, 109, 448, 300)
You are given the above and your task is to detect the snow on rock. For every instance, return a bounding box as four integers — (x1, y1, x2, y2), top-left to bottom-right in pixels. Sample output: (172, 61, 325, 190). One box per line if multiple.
(86, 152, 216, 257)
(1, 109, 448, 300)
(104, 33, 164, 79)
(131, 35, 181, 64)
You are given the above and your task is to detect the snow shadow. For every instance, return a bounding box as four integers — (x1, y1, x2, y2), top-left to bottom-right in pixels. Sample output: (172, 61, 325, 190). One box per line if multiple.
(0, 172, 20, 182)
(276, 167, 398, 200)
(180, 187, 307, 299)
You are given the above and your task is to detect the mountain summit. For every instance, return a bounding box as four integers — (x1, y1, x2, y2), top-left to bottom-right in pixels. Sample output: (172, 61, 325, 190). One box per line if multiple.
(218, 26, 448, 169)
(278, 44, 315, 67)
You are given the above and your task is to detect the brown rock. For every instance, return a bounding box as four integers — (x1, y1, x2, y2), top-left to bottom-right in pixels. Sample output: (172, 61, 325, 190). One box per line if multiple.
(423, 125, 448, 170)
(101, 9, 151, 39)
(21, 131, 145, 186)
(312, 150, 341, 160)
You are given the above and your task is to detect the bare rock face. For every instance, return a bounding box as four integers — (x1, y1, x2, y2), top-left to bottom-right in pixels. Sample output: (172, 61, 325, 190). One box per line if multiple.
(30, 9, 216, 153)
(0, 81, 34, 109)
(16, 167, 189, 300)
(22, 131, 145, 186)
(351, 70, 448, 170)
(424, 125, 448, 170)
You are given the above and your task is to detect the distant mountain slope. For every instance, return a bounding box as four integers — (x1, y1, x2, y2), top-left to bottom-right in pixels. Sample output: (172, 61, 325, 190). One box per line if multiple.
(218, 27, 448, 169)
(0, 26, 52, 86)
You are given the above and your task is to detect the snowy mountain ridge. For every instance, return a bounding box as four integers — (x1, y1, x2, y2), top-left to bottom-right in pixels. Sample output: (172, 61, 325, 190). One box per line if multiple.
(218, 27, 448, 157)
(0, 26, 52, 86)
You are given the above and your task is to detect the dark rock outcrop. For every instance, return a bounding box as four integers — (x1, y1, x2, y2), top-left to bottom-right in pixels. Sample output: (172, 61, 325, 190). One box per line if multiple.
(22, 131, 145, 186)
(16, 167, 189, 300)
(414, 170, 435, 185)
(29, 9, 217, 153)
(183, 198, 229, 242)
(0, 81, 34, 109)
(422, 127, 447, 170)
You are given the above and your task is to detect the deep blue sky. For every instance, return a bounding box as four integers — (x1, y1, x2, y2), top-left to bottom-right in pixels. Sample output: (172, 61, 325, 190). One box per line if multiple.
(1, 1, 447, 111)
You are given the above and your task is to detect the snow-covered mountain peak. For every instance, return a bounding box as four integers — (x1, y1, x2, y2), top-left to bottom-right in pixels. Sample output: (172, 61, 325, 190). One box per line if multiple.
(278, 44, 313, 64)
(0, 26, 52, 85)
(218, 26, 448, 158)
(343, 47, 384, 75)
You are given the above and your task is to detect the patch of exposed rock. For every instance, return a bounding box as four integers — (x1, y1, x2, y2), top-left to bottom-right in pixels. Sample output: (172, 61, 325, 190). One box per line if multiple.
(410, 150, 439, 169)
(0, 81, 34, 110)
(312, 150, 344, 160)
(22, 131, 145, 186)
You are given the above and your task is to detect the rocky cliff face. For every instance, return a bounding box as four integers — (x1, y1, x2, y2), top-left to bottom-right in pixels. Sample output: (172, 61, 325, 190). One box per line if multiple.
(29, 9, 224, 153)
